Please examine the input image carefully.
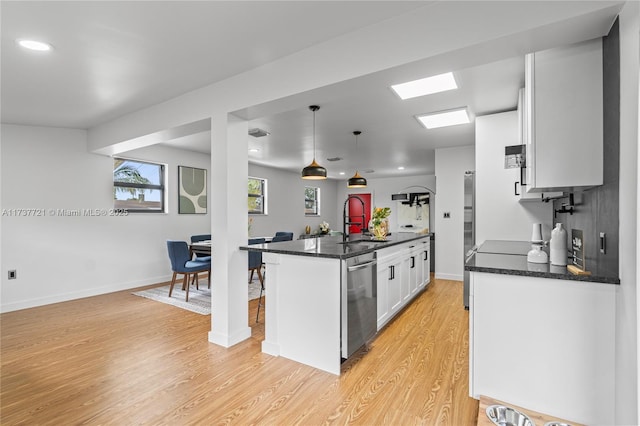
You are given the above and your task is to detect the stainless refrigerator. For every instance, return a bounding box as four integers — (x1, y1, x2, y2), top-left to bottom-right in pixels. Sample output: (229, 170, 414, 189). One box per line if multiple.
(463, 171, 475, 309)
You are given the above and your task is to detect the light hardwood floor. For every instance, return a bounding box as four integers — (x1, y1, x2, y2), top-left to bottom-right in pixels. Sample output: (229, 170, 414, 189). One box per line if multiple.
(1, 277, 478, 425)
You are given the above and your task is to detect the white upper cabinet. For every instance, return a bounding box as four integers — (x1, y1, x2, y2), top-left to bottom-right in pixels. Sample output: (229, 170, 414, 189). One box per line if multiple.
(525, 38, 603, 192)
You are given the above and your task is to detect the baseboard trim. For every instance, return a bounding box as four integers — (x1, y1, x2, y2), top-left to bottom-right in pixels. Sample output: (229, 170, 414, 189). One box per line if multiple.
(435, 272, 463, 281)
(209, 327, 252, 348)
(0, 274, 172, 313)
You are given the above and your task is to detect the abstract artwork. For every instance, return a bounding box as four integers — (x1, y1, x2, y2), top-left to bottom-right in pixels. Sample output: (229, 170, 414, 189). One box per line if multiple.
(178, 166, 207, 214)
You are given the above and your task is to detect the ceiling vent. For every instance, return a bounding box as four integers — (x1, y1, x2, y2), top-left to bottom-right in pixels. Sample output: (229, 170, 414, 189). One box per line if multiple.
(326, 157, 342, 162)
(248, 128, 270, 138)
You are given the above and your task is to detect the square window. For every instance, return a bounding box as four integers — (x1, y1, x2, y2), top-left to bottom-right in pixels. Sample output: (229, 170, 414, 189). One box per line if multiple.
(113, 158, 165, 213)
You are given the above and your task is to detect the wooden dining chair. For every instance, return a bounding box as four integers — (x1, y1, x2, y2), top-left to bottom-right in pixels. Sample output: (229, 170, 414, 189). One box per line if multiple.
(166, 240, 211, 302)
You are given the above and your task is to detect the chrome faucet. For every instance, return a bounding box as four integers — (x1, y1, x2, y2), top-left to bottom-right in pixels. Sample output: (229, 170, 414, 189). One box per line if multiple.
(342, 195, 365, 242)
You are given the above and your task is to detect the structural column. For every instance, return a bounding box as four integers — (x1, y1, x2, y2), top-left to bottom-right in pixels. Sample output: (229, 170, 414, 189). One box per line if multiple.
(208, 112, 251, 347)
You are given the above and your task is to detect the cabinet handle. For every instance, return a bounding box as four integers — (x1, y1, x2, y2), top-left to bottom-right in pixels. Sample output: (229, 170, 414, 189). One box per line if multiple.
(411, 256, 415, 268)
(389, 265, 394, 280)
(514, 181, 520, 196)
(423, 251, 428, 261)
(520, 167, 527, 186)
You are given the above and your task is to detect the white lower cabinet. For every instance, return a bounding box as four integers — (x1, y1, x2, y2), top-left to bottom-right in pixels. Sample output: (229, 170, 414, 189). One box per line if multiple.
(408, 244, 422, 296)
(377, 250, 405, 330)
(376, 237, 429, 331)
(376, 258, 391, 327)
(469, 271, 615, 425)
(419, 239, 430, 288)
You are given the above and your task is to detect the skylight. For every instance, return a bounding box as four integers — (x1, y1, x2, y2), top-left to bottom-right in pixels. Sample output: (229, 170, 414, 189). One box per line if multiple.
(17, 39, 52, 51)
(391, 72, 457, 100)
(416, 108, 470, 129)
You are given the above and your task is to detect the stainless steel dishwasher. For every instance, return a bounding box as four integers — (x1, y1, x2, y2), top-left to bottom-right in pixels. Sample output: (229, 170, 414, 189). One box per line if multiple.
(341, 252, 377, 359)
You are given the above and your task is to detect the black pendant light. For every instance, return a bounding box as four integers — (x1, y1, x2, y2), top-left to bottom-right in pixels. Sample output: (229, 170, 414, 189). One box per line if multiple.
(348, 131, 367, 188)
(301, 105, 327, 180)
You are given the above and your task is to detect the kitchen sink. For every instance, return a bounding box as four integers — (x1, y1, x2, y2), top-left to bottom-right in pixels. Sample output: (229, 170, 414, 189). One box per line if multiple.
(486, 405, 535, 426)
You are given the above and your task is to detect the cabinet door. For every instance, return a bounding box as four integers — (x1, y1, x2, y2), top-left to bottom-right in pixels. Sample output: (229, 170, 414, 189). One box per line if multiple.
(525, 38, 603, 192)
(421, 242, 431, 288)
(376, 261, 390, 330)
(388, 259, 403, 315)
(408, 248, 419, 296)
(400, 256, 411, 304)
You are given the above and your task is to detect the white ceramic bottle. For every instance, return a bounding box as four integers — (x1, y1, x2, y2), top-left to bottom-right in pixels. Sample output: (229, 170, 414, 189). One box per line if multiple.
(550, 223, 568, 266)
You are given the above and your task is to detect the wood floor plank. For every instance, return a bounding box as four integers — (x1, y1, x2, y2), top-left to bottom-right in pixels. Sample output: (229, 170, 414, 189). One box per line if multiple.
(1, 277, 478, 425)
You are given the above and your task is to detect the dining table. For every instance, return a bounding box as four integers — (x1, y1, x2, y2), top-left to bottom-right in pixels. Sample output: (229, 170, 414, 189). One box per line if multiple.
(189, 240, 212, 257)
(189, 237, 274, 257)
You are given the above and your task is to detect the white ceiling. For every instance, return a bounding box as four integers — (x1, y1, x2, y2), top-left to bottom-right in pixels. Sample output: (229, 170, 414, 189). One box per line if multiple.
(1, 1, 621, 178)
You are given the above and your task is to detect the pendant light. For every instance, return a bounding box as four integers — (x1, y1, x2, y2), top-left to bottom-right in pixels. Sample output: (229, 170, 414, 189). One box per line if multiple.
(301, 105, 327, 180)
(348, 131, 367, 188)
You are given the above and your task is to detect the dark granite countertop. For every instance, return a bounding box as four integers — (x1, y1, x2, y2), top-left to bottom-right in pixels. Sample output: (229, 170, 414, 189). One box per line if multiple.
(240, 233, 430, 260)
(466, 240, 620, 285)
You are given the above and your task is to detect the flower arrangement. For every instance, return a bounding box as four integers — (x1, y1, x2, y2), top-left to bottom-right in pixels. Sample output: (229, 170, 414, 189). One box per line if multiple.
(371, 207, 391, 226)
(371, 207, 391, 240)
(319, 221, 330, 234)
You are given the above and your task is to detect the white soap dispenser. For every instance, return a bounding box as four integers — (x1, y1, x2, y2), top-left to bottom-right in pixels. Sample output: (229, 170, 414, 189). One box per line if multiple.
(550, 223, 568, 266)
(527, 243, 548, 264)
(527, 223, 548, 264)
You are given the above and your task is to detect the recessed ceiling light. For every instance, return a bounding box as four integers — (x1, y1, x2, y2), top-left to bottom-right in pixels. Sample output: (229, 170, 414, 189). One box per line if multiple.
(416, 108, 470, 129)
(17, 39, 52, 51)
(249, 148, 260, 153)
(397, 166, 405, 170)
(339, 172, 345, 175)
(391, 72, 457, 100)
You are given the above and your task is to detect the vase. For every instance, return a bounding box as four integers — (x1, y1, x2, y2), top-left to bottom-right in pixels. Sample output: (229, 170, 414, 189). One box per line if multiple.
(550, 223, 567, 266)
(372, 219, 389, 240)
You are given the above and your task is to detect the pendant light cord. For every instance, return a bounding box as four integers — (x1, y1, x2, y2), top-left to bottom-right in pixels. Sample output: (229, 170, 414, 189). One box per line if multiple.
(354, 130, 361, 171)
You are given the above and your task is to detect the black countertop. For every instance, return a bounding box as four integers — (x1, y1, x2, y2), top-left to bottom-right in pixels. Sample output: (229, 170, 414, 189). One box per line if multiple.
(465, 240, 620, 285)
(240, 233, 430, 260)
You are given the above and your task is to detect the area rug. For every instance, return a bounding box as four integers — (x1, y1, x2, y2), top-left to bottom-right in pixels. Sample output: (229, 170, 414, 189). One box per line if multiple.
(132, 278, 263, 315)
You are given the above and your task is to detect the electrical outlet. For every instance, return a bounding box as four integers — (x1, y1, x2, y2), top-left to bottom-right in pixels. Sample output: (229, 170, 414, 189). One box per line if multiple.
(444, 212, 451, 218)
(8, 270, 17, 280)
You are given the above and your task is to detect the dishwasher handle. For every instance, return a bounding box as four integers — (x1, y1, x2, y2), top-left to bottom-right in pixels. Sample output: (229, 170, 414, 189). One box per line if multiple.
(347, 260, 377, 272)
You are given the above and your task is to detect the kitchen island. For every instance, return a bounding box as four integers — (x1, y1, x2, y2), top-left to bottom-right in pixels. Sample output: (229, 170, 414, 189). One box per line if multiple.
(240, 233, 430, 375)
(465, 240, 619, 425)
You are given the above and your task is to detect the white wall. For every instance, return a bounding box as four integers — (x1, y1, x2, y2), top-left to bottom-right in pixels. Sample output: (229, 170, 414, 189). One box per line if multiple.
(435, 146, 475, 281)
(0, 124, 211, 312)
(248, 163, 339, 238)
(475, 111, 553, 243)
(616, 2, 639, 424)
(335, 174, 436, 234)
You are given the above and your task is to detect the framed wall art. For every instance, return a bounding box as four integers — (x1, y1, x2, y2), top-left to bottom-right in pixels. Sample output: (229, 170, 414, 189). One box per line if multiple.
(178, 166, 207, 214)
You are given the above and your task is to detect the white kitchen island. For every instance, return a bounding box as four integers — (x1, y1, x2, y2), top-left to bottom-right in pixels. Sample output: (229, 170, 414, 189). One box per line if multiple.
(241, 234, 430, 375)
